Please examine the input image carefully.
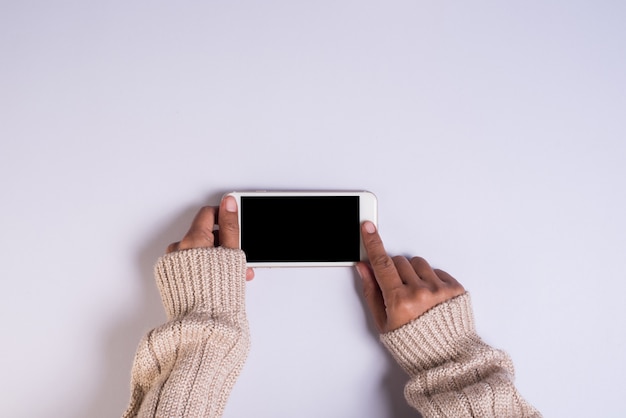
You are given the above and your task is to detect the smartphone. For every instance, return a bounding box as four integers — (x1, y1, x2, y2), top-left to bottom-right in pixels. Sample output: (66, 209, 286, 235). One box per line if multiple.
(225, 191, 378, 267)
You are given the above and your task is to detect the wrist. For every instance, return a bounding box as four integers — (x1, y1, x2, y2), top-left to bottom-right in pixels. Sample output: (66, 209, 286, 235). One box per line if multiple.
(154, 247, 247, 320)
(380, 293, 477, 377)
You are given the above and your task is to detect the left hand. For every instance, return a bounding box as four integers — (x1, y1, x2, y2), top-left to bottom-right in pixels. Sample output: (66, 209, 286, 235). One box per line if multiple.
(167, 195, 255, 281)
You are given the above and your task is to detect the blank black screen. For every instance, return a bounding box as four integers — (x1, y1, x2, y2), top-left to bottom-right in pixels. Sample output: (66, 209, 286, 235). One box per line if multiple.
(241, 196, 360, 263)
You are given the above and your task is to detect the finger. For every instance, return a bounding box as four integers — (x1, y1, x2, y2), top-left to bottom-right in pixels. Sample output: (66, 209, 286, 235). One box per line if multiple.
(178, 206, 217, 250)
(434, 268, 466, 295)
(246, 268, 255, 281)
(410, 256, 442, 287)
(219, 195, 240, 249)
(433, 268, 457, 284)
(356, 262, 386, 333)
(392, 256, 419, 285)
(167, 241, 180, 253)
(361, 221, 403, 295)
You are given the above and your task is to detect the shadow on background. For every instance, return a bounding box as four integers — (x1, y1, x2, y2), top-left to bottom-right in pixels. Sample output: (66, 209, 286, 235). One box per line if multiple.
(351, 270, 423, 418)
(78, 192, 421, 418)
(78, 197, 215, 418)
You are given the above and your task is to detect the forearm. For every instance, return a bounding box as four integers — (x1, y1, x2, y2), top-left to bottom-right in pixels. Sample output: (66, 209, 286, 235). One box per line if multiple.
(123, 247, 250, 418)
(381, 293, 541, 418)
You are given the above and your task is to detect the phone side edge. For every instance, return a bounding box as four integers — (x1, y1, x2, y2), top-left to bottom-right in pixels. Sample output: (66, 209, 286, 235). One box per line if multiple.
(359, 191, 378, 262)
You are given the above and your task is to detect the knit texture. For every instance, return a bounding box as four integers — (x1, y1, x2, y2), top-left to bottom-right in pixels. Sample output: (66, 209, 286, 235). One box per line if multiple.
(381, 293, 541, 418)
(123, 250, 540, 418)
(123, 247, 250, 418)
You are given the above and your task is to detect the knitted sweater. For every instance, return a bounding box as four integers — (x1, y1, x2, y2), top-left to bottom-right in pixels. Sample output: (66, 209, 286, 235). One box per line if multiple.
(381, 293, 541, 417)
(123, 247, 541, 418)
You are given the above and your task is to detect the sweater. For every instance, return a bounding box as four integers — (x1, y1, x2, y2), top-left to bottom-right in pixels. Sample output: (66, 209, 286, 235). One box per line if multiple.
(123, 247, 541, 418)
(381, 293, 542, 417)
(123, 247, 249, 418)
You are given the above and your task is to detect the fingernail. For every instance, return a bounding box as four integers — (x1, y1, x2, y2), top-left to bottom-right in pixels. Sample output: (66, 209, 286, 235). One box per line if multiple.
(364, 221, 376, 234)
(225, 196, 237, 212)
(355, 264, 364, 279)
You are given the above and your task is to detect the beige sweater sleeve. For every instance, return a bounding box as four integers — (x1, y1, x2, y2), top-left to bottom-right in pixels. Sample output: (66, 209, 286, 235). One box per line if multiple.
(381, 293, 541, 418)
(122, 247, 250, 418)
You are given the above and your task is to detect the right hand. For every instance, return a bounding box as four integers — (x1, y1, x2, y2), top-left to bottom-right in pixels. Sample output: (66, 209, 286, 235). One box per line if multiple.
(356, 221, 465, 333)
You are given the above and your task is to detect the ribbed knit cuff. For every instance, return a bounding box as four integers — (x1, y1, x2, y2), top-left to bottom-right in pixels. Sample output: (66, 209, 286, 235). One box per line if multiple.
(154, 247, 247, 321)
(380, 293, 478, 378)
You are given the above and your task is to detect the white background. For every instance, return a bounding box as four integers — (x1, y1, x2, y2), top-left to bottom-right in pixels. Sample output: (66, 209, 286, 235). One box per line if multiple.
(1, 2, 625, 417)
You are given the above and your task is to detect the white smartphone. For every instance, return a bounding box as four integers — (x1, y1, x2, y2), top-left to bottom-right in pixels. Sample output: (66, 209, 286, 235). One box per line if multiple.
(225, 191, 378, 267)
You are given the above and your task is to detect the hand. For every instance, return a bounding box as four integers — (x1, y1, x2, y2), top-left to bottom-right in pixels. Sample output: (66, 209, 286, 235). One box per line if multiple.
(356, 221, 464, 333)
(167, 196, 255, 281)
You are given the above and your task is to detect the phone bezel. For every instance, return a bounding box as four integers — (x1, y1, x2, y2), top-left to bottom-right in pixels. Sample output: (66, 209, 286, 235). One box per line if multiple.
(226, 190, 378, 267)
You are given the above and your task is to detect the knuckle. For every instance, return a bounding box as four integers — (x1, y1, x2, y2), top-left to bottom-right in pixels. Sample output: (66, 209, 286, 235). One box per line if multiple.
(371, 253, 394, 271)
(411, 256, 428, 267)
(221, 220, 239, 232)
(397, 299, 418, 317)
(408, 287, 429, 303)
(388, 290, 418, 314)
(434, 268, 454, 279)
(365, 234, 384, 249)
(432, 283, 446, 295)
(448, 281, 466, 295)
